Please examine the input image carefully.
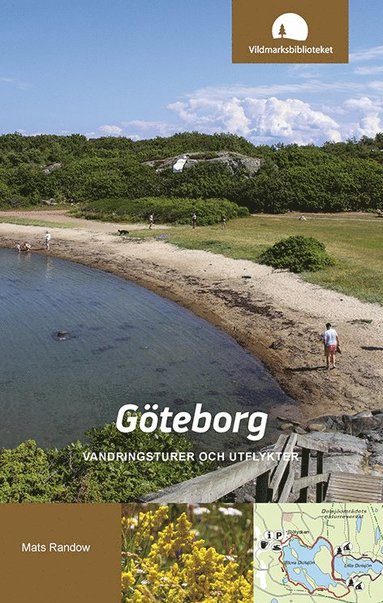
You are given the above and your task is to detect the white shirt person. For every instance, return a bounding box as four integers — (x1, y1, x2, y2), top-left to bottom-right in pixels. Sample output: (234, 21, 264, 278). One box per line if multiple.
(44, 231, 51, 250)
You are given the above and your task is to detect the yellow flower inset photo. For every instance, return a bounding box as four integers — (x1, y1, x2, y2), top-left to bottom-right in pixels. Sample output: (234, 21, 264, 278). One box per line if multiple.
(121, 503, 253, 602)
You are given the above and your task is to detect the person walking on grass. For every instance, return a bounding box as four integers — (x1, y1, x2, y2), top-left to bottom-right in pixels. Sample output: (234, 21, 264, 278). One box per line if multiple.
(191, 212, 197, 229)
(321, 322, 340, 370)
(148, 213, 154, 229)
(44, 230, 51, 251)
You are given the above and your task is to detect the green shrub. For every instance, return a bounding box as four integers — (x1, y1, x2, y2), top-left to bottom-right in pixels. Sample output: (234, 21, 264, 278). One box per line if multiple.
(51, 422, 211, 502)
(0, 422, 214, 503)
(74, 196, 249, 225)
(259, 235, 335, 273)
(0, 441, 65, 502)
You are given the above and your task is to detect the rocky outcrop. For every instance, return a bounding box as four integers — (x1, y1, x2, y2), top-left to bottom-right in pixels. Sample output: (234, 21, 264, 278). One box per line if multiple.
(305, 409, 383, 440)
(41, 198, 58, 205)
(306, 431, 369, 475)
(277, 409, 383, 477)
(42, 162, 62, 175)
(143, 152, 262, 176)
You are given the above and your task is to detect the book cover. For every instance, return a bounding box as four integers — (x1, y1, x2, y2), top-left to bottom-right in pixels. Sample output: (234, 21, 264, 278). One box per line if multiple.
(0, 1, 382, 601)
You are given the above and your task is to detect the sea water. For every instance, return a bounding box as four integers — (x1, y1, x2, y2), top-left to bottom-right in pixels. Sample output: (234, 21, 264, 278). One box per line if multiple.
(0, 248, 295, 449)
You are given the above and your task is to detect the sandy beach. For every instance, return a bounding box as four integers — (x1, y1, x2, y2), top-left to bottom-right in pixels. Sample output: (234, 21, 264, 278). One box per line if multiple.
(1, 210, 382, 424)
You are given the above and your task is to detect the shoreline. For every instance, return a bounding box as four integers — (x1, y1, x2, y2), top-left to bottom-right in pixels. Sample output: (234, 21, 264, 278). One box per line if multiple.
(1, 215, 383, 423)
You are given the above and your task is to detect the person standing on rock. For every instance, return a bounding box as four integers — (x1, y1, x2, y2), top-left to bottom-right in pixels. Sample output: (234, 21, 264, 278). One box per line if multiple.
(44, 230, 51, 251)
(321, 322, 340, 370)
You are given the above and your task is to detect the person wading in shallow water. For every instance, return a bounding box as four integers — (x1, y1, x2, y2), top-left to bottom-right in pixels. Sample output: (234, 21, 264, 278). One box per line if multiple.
(44, 230, 51, 251)
(19, 241, 31, 252)
(321, 322, 340, 370)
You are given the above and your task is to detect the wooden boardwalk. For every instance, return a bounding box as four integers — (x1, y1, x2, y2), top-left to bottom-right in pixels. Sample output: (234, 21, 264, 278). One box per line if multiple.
(325, 472, 383, 502)
(142, 434, 383, 504)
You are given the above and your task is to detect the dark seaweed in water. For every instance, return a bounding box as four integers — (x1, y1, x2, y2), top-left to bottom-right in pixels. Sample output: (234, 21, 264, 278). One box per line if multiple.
(0, 248, 295, 450)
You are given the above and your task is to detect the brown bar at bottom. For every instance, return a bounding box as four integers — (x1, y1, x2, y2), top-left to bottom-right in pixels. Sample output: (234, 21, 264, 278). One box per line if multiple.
(0, 504, 121, 603)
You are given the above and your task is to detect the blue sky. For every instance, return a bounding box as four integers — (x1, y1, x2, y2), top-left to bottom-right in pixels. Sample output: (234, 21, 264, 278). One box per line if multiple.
(1, 0, 383, 145)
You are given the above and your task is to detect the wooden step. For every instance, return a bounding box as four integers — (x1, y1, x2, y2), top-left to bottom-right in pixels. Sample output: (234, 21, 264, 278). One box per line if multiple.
(325, 472, 383, 502)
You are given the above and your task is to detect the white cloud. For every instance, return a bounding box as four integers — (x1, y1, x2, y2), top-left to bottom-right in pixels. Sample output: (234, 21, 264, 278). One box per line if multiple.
(167, 95, 341, 144)
(354, 65, 383, 75)
(368, 81, 383, 92)
(184, 81, 363, 102)
(343, 97, 381, 112)
(100, 91, 345, 145)
(358, 114, 382, 137)
(167, 97, 251, 134)
(350, 45, 383, 63)
(121, 119, 177, 139)
(342, 97, 382, 138)
(0, 76, 30, 90)
(252, 98, 341, 143)
(320, 104, 346, 116)
(94, 76, 383, 146)
(288, 65, 323, 79)
(99, 124, 123, 136)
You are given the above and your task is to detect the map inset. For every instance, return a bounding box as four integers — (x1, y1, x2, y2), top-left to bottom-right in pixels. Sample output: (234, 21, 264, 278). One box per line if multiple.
(254, 503, 383, 603)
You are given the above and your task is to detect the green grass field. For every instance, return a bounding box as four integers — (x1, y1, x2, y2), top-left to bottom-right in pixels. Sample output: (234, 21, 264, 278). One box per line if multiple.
(1, 210, 381, 304)
(130, 213, 383, 305)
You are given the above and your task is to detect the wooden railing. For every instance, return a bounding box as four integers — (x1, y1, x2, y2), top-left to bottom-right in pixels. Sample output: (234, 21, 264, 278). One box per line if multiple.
(141, 434, 329, 504)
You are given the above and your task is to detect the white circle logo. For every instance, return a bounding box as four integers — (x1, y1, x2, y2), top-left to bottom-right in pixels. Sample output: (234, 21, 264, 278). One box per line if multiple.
(272, 13, 309, 41)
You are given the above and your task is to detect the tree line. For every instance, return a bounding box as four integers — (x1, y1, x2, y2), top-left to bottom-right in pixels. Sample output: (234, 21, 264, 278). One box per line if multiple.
(0, 131, 383, 213)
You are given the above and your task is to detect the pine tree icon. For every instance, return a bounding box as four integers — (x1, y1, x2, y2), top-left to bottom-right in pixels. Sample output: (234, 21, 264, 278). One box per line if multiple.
(279, 24, 286, 38)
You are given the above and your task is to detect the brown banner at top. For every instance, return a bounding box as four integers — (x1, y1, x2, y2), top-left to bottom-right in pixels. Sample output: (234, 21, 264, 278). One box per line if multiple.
(232, 0, 349, 63)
